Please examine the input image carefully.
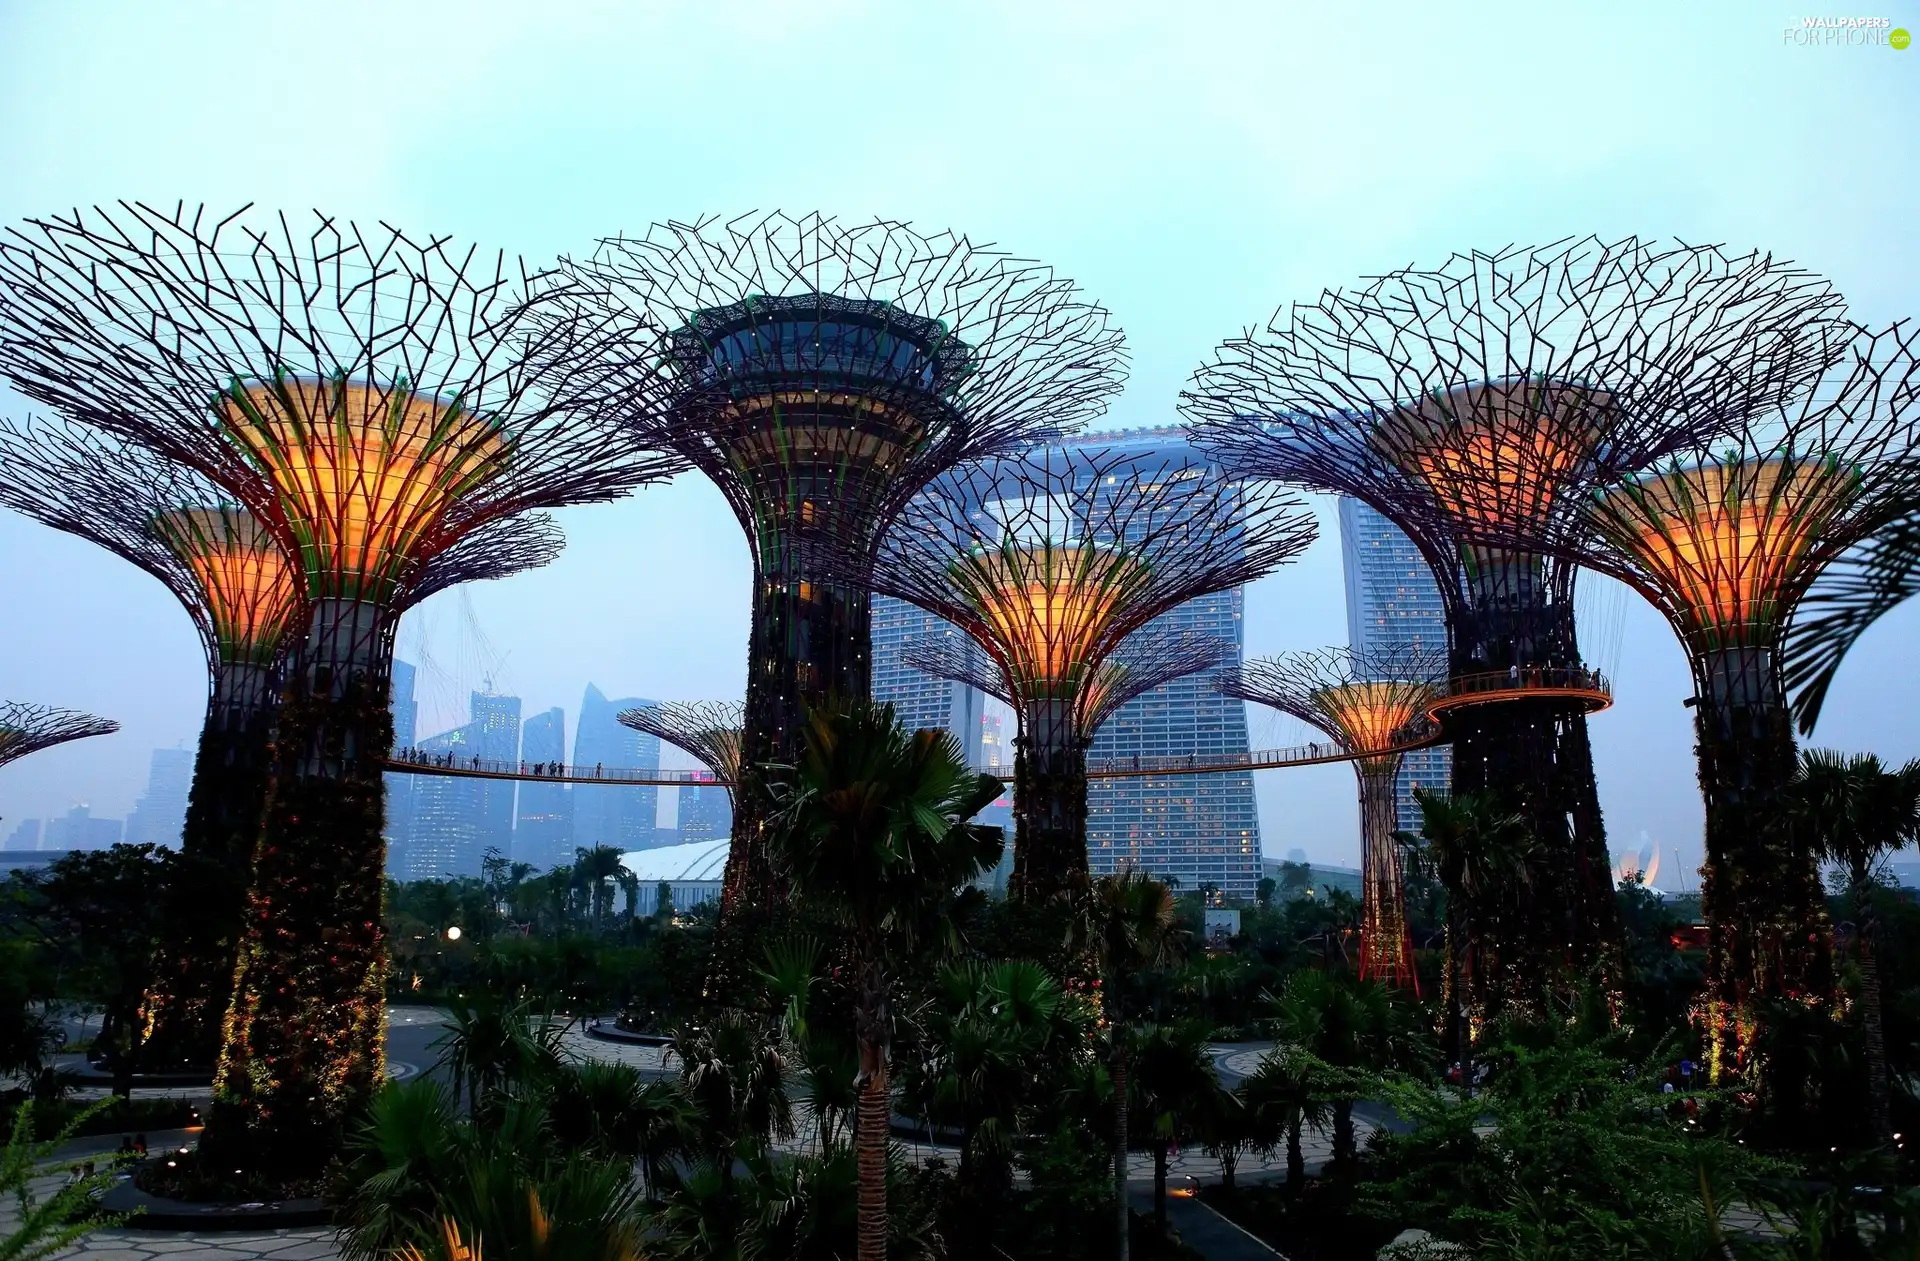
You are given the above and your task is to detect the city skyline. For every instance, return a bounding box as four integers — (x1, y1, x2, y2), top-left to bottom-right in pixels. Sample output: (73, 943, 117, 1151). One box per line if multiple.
(1, 1, 1914, 880)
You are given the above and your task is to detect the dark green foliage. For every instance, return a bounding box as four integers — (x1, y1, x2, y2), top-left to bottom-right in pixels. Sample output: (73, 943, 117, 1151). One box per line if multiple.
(23, 844, 179, 1097)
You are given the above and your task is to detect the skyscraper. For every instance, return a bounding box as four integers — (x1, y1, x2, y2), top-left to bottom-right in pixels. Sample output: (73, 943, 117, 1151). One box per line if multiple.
(43, 804, 122, 851)
(516, 706, 572, 870)
(871, 596, 985, 765)
(980, 712, 1006, 771)
(677, 774, 732, 843)
(404, 689, 522, 880)
(469, 690, 521, 858)
(385, 659, 419, 876)
(7, 819, 41, 850)
(574, 684, 661, 853)
(1338, 497, 1452, 833)
(124, 747, 193, 848)
(1063, 426, 1262, 902)
(1087, 587, 1261, 901)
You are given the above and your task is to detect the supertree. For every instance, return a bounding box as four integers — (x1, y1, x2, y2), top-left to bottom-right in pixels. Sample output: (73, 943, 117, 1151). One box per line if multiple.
(903, 622, 1235, 769)
(1182, 236, 1845, 1023)
(1568, 320, 1920, 1086)
(855, 445, 1316, 901)
(0, 701, 117, 769)
(618, 700, 745, 793)
(0, 202, 678, 1168)
(545, 212, 1127, 929)
(0, 413, 562, 1064)
(1218, 646, 1444, 990)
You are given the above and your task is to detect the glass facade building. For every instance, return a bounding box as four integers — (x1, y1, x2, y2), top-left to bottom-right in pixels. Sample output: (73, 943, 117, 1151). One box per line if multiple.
(404, 689, 521, 880)
(1337, 496, 1452, 833)
(574, 684, 663, 852)
(124, 746, 193, 847)
(516, 706, 572, 871)
(871, 596, 984, 765)
(1067, 426, 1261, 902)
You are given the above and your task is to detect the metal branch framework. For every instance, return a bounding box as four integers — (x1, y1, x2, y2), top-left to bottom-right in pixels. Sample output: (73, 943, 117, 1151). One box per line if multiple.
(0, 412, 565, 1067)
(1181, 236, 1845, 1024)
(0, 701, 118, 769)
(1218, 647, 1444, 990)
(862, 445, 1315, 900)
(543, 211, 1128, 925)
(0, 201, 677, 1170)
(1570, 320, 1920, 1084)
(617, 701, 745, 795)
(904, 623, 1235, 740)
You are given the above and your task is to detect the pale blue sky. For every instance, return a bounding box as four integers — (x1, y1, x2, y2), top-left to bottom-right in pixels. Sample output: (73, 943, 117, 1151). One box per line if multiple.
(0, 1, 1914, 875)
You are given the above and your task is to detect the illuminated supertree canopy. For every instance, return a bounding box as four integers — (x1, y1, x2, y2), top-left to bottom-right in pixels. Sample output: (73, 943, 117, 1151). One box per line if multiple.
(545, 212, 1127, 929)
(1571, 320, 1920, 1086)
(0, 202, 678, 1169)
(1219, 647, 1443, 991)
(859, 445, 1315, 901)
(0, 412, 562, 1065)
(1182, 236, 1845, 1023)
(618, 701, 745, 796)
(0, 701, 117, 769)
(904, 623, 1234, 751)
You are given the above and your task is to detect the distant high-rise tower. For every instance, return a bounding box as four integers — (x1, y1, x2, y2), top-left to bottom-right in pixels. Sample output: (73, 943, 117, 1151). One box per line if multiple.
(386, 660, 419, 876)
(43, 804, 122, 851)
(405, 689, 521, 880)
(516, 707, 572, 870)
(124, 747, 193, 848)
(1088, 587, 1260, 900)
(8, 819, 41, 850)
(1338, 497, 1452, 833)
(1063, 426, 1262, 902)
(872, 597, 985, 765)
(574, 685, 660, 853)
(677, 774, 733, 843)
(469, 690, 521, 859)
(980, 712, 1006, 771)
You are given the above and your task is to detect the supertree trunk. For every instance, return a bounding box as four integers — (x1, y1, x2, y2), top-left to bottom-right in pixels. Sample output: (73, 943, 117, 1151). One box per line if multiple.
(1009, 701, 1091, 903)
(1693, 650, 1831, 1091)
(1561, 712, 1627, 1010)
(1449, 694, 1622, 1020)
(1357, 764, 1416, 989)
(717, 558, 872, 979)
(140, 662, 280, 1069)
(207, 599, 394, 1176)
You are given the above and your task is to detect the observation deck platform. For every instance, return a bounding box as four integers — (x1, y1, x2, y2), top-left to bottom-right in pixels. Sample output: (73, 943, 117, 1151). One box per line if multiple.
(1424, 667, 1612, 718)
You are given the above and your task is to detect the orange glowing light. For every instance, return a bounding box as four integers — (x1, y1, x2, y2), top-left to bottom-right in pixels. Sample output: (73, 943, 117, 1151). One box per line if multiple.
(1595, 456, 1858, 646)
(959, 544, 1149, 696)
(1313, 681, 1434, 759)
(152, 508, 302, 666)
(217, 376, 509, 603)
(1375, 379, 1608, 529)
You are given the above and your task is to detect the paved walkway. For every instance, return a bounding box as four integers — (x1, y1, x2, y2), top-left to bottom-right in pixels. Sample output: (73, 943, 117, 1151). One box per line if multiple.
(14, 1019, 1349, 1261)
(1132, 1187, 1288, 1260)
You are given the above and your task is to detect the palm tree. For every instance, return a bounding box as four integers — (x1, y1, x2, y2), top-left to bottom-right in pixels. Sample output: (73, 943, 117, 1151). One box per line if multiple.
(916, 958, 1062, 1186)
(767, 698, 1004, 1261)
(1787, 749, 1920, 1143)
(1239, 1044, 1333, 1194)
(1403, 788, 1536, 1074)
(1130, 1018, 1220, 1230)
(673, 1009, 794, 1176)
(573, 845, 628, 933)
(1271, 969, 1420, 1171)
(1080, 869, 1183, 1261)
(430, 995, 565, 1115)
